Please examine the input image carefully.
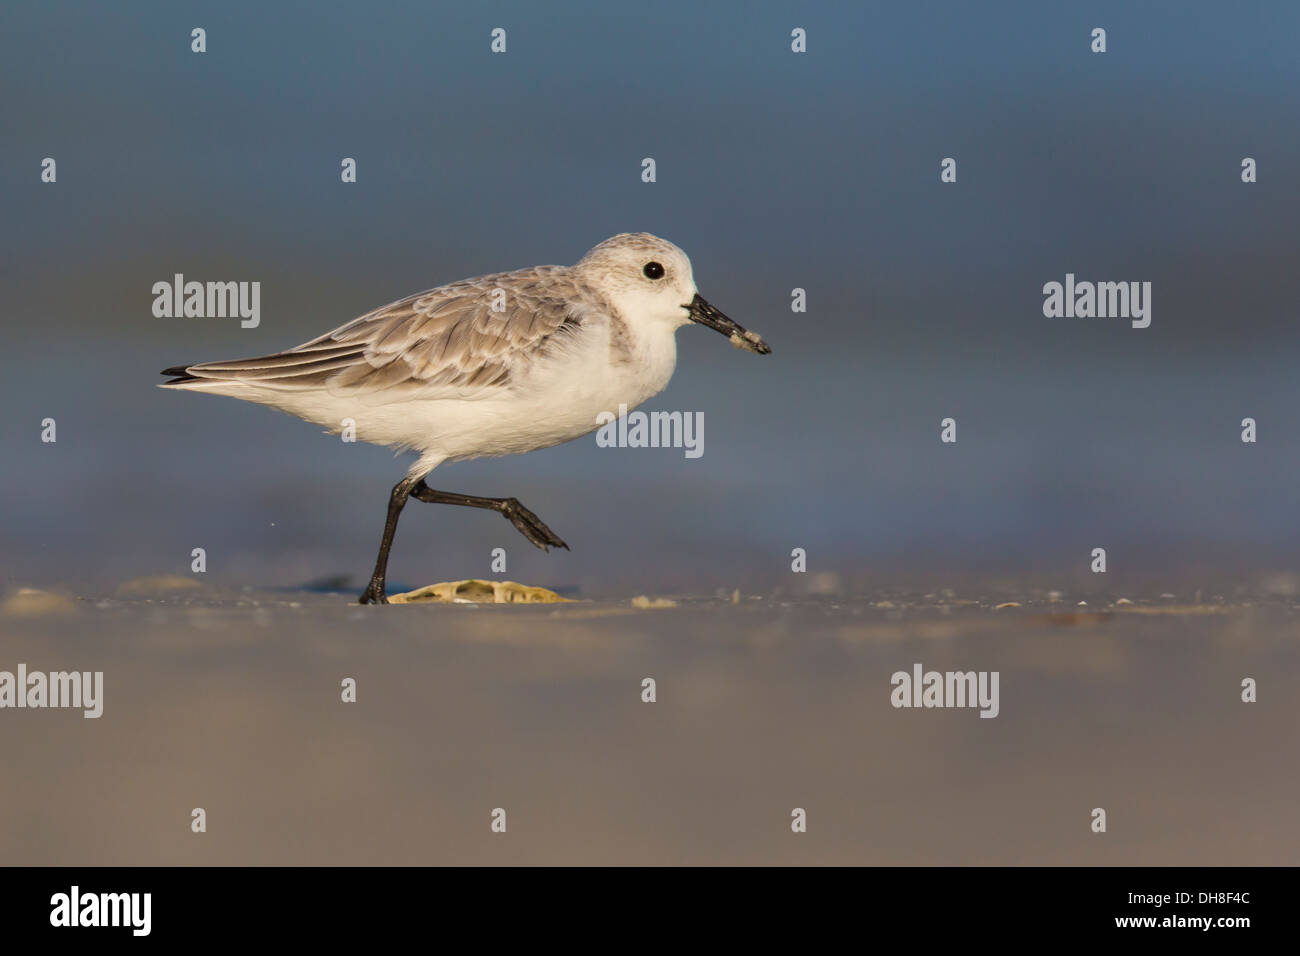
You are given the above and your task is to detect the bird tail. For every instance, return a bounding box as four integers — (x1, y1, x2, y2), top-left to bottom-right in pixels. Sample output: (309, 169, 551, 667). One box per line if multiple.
(159, 364, 199, 385)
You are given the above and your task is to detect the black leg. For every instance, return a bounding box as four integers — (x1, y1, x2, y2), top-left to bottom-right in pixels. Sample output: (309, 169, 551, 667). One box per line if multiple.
(410, 480, 569, 552)
(358, 475, 422, 605)
(358, 476, 569, 605)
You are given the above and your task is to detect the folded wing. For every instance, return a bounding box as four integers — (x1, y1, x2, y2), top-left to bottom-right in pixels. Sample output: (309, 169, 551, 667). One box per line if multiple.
(167, 267, 591, 401)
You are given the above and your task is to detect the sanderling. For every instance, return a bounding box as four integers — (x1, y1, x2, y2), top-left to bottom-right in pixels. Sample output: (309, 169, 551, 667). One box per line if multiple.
(160, 233, 772, 604)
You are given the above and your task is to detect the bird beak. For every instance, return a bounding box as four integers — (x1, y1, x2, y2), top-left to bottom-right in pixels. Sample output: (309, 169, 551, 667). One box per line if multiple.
(684, 293, 772, 354)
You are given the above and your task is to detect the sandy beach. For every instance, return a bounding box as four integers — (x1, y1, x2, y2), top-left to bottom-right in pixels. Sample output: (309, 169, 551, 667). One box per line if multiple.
(2, 580, 1295, 866)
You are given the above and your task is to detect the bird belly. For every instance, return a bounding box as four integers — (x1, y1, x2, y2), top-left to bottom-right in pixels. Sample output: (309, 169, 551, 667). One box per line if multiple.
(424, 324, 680, 461)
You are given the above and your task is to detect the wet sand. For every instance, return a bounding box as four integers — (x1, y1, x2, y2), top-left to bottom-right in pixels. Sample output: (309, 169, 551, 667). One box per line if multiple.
(1, 583, 1297, 865)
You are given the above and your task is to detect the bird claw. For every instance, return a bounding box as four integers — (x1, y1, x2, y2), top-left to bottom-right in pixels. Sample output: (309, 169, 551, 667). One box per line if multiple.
(501, 499, 569, 551)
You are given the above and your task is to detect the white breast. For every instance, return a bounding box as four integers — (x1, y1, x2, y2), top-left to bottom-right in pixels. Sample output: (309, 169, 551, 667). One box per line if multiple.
(400, 311, 681, 463)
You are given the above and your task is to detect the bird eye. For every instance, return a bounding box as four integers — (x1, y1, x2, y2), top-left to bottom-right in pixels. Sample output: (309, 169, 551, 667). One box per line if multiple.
(643, 261, 665, 280)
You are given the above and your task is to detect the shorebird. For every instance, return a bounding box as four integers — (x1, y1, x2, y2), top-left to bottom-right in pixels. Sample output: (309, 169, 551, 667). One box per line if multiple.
(160, 233, 771, 604)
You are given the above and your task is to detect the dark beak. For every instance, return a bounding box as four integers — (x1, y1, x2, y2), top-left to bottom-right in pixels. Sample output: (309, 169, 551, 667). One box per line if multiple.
(684, 293, 772, 355)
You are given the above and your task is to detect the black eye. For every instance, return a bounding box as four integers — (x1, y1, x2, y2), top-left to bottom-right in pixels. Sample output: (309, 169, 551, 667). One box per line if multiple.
(643, 261, 665, 280)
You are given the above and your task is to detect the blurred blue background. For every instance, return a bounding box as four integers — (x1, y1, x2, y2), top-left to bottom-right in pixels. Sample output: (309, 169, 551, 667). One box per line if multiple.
(3, 0, 1299, 594)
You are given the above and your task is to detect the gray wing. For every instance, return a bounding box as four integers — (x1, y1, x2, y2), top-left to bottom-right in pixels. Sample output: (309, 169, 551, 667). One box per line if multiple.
(176, 266, 593, 399)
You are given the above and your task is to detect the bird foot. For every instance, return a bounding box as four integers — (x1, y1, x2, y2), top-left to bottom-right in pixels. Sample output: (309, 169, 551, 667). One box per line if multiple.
(358, 582, 389, 605)
(500, 498, 569, 551)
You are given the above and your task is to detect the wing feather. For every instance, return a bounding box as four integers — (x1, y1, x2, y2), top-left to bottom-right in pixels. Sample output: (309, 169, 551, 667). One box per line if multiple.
(173, 266, 595, 400)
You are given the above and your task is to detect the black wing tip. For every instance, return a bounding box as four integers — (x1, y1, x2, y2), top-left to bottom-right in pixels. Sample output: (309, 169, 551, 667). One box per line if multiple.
(161, 364, 198, 384)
